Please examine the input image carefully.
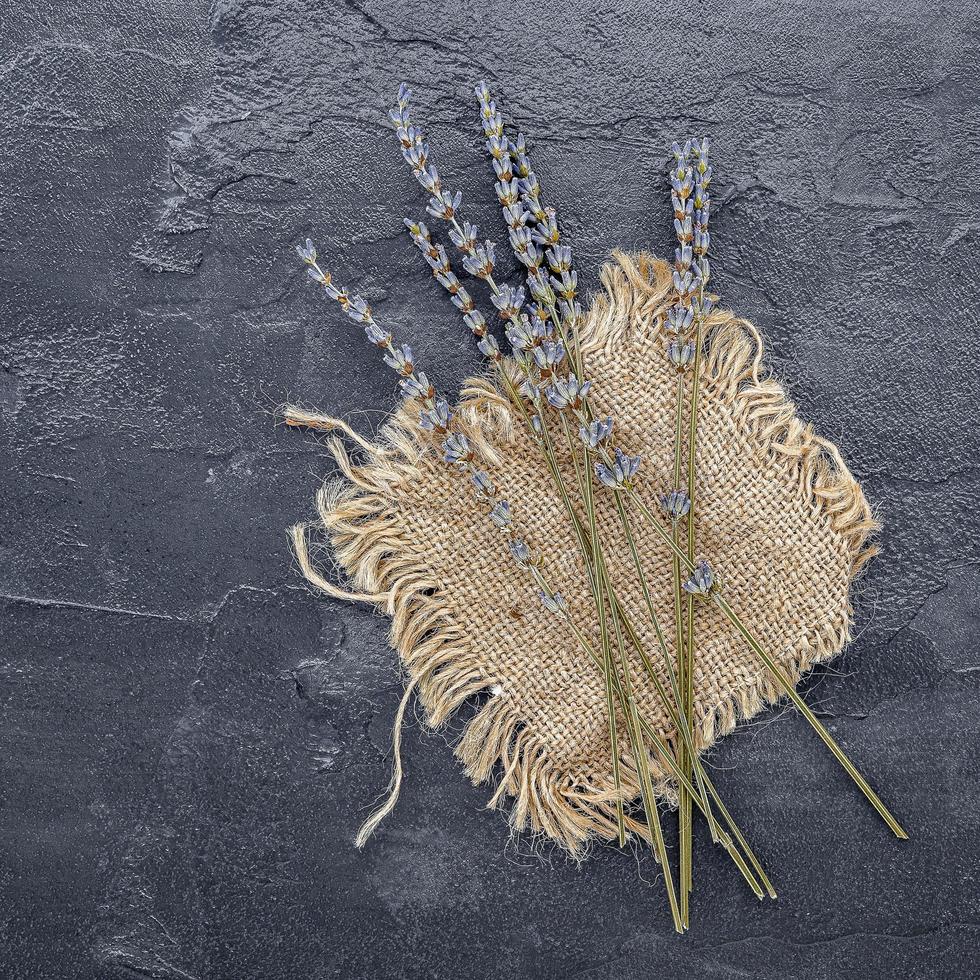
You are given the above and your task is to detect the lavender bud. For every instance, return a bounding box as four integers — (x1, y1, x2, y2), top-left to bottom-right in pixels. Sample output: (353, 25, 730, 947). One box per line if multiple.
(579, 417, 613, 448)
(491, 284, 525, 319)
(419, 399, 452, 432)
(682, 559, 718, 597)
(399, 371, 433, 401)
(533, 339, 566, 374)
(544, 373, 592, 410)
(660, 489, 691, 520)
(307, 265, 327, 285)
(427, 189, 462, 221)
(539, 590, 568, 615)
(665, 305, 694, 335)
(450, 286, 475, 313)
(492, 156, 514, 182)
(549, 269, 577, 300)
(527, 270, 556, 307)
(471, 470, 495, 496)
(442, 431, 472, 465)
(424, 243, 450, 274)
(449, 220, 479, 253)
(461, 242, 496, 280)
(667, 339, 696, 371)
(531, 211, 560, 246)
(545, 245, 572, 272)
(296, 239, 317, 264)
(509, 539, 531, 565)
(495, 179, 520, 206)
(383, 343, 414, 375)
(594, 447, 642, 489)
(464, 310, 488, 337)
(364, 322, 391, 346)
(673, 269, 695, 297)
(489, 499, 512, 528)
(502, 204, 530, 229)
(477, 334, 502, 360)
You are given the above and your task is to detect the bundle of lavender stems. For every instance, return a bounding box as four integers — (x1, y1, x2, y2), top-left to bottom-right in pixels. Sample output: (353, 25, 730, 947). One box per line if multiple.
(292, 82, 907, 931)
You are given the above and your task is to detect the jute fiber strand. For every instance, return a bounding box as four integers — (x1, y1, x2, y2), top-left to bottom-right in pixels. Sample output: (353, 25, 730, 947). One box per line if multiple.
(289, 251, 878, 855)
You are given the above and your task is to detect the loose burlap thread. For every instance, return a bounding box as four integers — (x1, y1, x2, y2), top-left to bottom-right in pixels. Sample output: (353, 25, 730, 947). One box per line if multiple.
(289, 251, 878, 856)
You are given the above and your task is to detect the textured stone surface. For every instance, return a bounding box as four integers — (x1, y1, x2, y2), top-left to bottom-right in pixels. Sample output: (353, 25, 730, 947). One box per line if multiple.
(1, 1, 978, 977)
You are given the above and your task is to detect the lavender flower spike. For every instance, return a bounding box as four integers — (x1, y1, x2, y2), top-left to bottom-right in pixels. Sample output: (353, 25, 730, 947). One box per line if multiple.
(594, 447, 642, 489)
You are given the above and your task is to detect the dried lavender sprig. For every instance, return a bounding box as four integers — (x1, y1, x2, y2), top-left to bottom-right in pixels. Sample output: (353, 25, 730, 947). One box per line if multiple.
(474, 82, 582, 341)
(668, 137, 713, 920)
(422, 203, 728, 860)
(392, 87, 570, 396)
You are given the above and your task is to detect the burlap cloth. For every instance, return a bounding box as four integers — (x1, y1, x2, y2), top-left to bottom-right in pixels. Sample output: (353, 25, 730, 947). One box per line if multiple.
(291, 252, 877, 854)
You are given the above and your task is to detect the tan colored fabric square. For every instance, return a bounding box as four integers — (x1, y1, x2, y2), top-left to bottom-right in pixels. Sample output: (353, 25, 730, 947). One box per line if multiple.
(291, 252, 876, 854)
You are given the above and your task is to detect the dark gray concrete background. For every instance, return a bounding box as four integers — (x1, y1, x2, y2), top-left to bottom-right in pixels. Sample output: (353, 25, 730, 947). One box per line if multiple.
(2, 1, 979, 977)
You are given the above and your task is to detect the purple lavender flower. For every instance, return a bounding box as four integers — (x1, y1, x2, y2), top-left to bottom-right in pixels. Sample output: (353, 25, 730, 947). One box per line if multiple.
(683, 559, 718, 597)
(533, 339, 566, 376)
(660, 489, 692, 520)
(545, 373, 592, 410)
(490, 284, 525, 320)
(400, 371, 434, 401)
(477, 335, 501, 360)
(442, 431, 472, 465)
(419, 399, 452, 433)
(489, 499, 512, 528)
(295, 239, 317, 264)
(665, 305, 694, 335)
(594, 447, 642, 489)
(383, 343, 414, 376)
(579, 417, 613, 448)
(667, 339, 696, 371)
(471, 470, 495, 496)
(364, 321, 391, 347)
(509, 539, 531, 565)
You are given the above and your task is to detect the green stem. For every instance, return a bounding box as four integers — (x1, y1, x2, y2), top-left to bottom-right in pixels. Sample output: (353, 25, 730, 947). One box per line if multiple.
(714, 594, 909, 840)
(600, 550, 683, 931)
(497, 373, 628, 845)
(681, 316, 705, 917)
(484, 322, 776, 889)
(524, 384, 770, 895)
(670, 373, 693, 923)
(626, 482, 906, 839)
(561, 614, 765, 901)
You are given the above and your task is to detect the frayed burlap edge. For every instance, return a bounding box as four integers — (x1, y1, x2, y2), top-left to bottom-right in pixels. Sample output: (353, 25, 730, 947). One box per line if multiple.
(287, 251, 879, 856)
